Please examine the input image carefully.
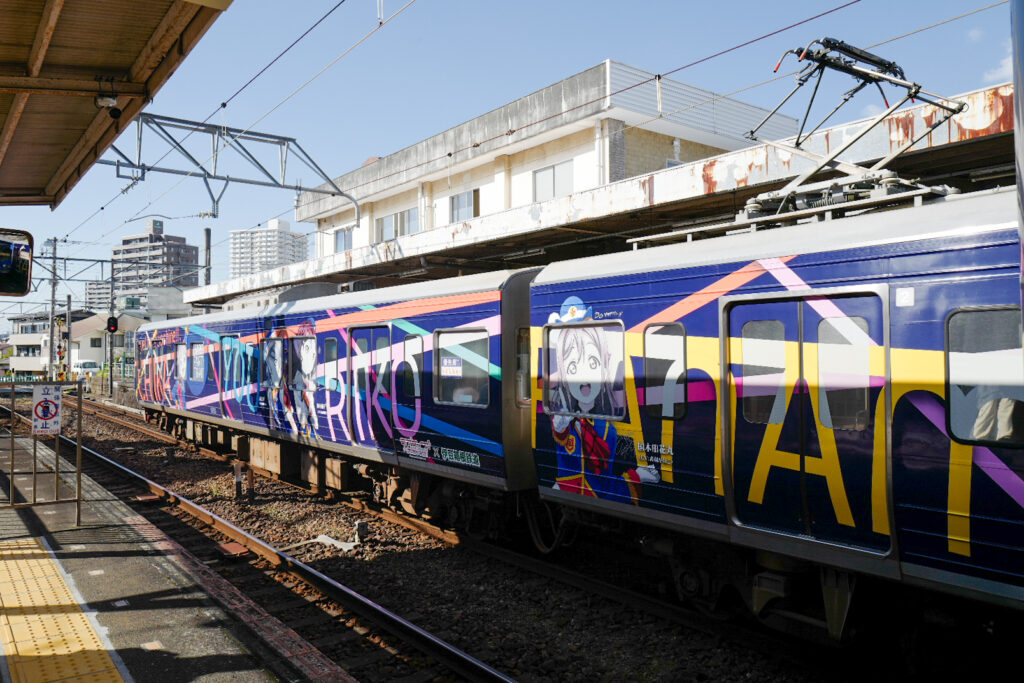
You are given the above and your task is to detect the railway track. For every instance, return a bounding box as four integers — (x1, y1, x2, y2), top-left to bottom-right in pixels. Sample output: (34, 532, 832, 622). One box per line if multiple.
(65, 397, 1011, 682)
(1, 402, 513, 683)
(71, 398, 843, 677)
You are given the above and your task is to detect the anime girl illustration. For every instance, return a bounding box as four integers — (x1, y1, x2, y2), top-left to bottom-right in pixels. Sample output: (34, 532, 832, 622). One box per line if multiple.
(290, 321, 320, 437)
(261, 332, 285, 429)
(547, 296, 655, 503)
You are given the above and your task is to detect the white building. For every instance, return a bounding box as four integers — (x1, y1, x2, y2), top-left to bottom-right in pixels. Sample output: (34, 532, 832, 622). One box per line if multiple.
(112, 219, 199, 307)
(185, 59, 796, 303)
(301, 60, 796, 260)
(229, 219, 308, 278)
(85, 280, 111, 312)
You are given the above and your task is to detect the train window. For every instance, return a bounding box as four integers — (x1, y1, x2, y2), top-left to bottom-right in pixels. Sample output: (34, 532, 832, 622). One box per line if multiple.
(221, 336, 241, 386)
(246, 343, 258, 386)
(643, 323, 686, 420)
(175, 344, 187, 381)
(741, 320, 786, 425)
(435, 329, 489, 408)
(515, 328, 531, 406)
(375, 333, 391, 398)
(817, 317, 870, 431)
(260, 338, 283, 389)
(544, 322, 626, 421)
(190, 342, 204, 382)
(947, 308, 1024, 445)
(324, 338, 339, 392)
(402, 335, 423, 398)
(289, 337, 317, 391)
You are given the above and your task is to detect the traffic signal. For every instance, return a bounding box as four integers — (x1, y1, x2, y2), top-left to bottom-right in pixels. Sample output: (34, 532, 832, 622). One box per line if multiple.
(106, 316, 118, 333)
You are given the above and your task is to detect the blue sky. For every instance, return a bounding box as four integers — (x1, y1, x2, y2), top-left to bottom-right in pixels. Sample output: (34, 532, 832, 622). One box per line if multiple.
(0, 0, 1014, 318)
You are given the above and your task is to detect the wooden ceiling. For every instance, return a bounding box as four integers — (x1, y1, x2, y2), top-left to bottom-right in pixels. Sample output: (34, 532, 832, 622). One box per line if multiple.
(0, 0, 229, 208)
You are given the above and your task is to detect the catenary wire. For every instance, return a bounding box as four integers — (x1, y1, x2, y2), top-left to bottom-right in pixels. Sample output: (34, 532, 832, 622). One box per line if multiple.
(24, 0, 1009, 304)
(59, 0, 353, 243)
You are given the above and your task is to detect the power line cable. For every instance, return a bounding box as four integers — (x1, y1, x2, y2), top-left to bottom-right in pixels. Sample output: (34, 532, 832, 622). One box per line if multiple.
(60, 1, 352, 243)
(115, 0, 421, 233)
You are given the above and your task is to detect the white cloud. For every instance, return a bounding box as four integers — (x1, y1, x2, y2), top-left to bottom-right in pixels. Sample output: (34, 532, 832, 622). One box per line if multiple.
(983, 41, 1013, 83)
(967, 28, 983, 43)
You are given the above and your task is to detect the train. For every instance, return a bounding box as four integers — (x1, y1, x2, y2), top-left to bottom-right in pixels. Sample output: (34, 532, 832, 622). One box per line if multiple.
(136, 185, 1023, 641)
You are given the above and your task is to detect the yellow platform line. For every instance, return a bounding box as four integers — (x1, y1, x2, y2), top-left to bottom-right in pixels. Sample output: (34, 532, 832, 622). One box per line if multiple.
(0, 538, 123, 683)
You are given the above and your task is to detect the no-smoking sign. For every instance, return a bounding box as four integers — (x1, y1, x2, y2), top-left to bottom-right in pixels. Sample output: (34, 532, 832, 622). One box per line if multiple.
(31, 385, 62, 435)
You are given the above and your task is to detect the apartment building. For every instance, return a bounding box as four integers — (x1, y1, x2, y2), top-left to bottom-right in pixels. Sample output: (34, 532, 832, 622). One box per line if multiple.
(112, 219, 199, 306)
(229, 219, 308, 278)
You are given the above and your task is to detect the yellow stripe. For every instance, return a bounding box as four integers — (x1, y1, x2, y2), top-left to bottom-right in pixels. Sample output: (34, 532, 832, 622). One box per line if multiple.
(0, 538, 123, 683)
(871, 387, 890, 535)
(947, 440, 973, 557)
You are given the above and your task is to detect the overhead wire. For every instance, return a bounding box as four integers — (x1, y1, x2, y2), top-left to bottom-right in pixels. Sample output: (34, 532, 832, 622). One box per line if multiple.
(113, 0, 421, 235)
(60, 0, 353, 243)
(315, 0, 1009, 208)
(25, 0, 1009, 307)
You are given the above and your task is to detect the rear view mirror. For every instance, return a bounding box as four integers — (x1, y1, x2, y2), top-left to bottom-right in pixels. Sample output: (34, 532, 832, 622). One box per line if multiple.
(0, 229, 33, 297)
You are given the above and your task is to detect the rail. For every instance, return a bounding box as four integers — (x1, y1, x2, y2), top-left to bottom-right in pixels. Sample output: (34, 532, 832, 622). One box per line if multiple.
(0, 402, 514, 683)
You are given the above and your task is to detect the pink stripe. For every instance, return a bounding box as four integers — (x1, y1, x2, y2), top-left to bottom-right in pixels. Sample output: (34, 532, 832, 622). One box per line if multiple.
(911, 392, 1024, 509)
(757, 257, 879, 347)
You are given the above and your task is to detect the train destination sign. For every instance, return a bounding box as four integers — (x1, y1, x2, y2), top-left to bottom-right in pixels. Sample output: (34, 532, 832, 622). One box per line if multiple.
(31, 385, 62, 435)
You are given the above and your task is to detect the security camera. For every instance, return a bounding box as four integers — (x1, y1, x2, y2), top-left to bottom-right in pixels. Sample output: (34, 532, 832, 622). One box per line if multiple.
(94, 95, 122, 120)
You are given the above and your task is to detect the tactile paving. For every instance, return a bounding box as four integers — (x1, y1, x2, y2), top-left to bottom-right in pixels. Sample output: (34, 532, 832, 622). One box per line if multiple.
(0, 537, 123, 683)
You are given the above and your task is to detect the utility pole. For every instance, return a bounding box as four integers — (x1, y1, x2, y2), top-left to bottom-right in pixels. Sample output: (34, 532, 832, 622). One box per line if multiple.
(204, 227, 211, 286)
(47, 239, 57, 381)
(64, 294, 71, 381)
(109, 264, 115, 397)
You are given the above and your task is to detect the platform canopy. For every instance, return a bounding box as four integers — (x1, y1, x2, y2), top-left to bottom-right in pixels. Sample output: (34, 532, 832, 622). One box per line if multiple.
(0, 0, 230, 208)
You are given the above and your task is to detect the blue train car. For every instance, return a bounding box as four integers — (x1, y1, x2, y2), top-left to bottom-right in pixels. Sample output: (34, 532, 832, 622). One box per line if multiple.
(137, 270, 538, 516)
(530, 187, 1023, 620)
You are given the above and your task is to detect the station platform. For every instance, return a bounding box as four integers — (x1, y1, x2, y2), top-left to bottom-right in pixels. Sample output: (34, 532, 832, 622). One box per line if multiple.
(0, 430, 339, 683)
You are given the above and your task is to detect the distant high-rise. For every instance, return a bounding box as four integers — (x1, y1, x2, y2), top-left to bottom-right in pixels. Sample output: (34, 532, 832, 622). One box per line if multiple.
(111, 219, 198, 307)
(229, 219, 308, 278)
(84, 281, 111, 311)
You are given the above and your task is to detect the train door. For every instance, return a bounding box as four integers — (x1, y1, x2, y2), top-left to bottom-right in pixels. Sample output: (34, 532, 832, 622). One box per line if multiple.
(727, 292, 888, 552)
(348, 326, 393, 453)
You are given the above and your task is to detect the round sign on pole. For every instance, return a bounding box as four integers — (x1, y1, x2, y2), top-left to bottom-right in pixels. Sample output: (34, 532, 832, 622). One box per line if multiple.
(31, 384, 62, 435)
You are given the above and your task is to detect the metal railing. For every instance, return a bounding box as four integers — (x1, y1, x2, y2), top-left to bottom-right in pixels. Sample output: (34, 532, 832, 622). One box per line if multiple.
(0, 381, 84, 525)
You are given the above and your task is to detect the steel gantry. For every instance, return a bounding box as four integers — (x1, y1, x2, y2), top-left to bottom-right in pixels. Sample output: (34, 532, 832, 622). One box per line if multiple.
(96, 112, 360, 222)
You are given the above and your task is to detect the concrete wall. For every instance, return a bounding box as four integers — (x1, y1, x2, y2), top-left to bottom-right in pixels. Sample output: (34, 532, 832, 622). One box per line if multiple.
(623, 128, 725, 178)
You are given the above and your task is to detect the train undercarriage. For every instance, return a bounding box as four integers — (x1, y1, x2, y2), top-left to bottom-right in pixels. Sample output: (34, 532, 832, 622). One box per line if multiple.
(147, 407, 1020, 657)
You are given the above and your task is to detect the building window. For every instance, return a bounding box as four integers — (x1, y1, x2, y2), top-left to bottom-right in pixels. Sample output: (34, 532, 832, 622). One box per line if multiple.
(335, 228, 353, 253)
(947, 307, 1024, 445)
(113, 334, 125, 348)
(434, 329, 489, 407)
(533, 160, 573, 202)
(449, 189, 479, 223)
(374, 208, 419, 242)
(90, 338, 102, 348)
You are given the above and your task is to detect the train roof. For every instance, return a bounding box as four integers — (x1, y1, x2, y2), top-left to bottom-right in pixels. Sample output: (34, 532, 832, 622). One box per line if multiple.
(532, 187, 1019, 287)
(138, 269, 525, 333)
